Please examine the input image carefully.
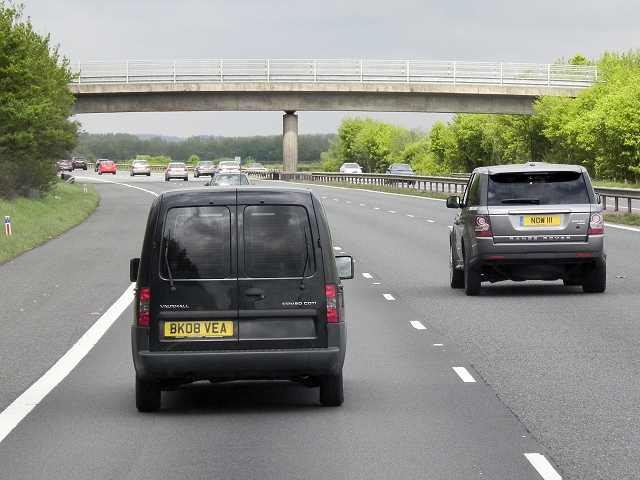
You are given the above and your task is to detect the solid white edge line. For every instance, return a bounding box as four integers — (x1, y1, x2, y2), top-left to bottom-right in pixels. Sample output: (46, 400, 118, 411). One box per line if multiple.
(0, 283, 135, 444)
(410, 321, 426, 330)
(452, 367, 476, 383)
(524, 453, 562, 480)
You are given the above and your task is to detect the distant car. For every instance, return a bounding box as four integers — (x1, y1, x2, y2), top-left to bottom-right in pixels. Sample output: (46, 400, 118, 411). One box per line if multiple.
(71, 157, 88, 170)
(165, 162, 189, 181)
(386, 163, 415, 185)
(246, 162, 267, 172)
(94, 159, 109, 172)
(339, 163, 363, 174)
(386, 163, 414, 175)
(208, 173, 251, 186)
(56, 160, 73, 172)
(218, 160, 241, 173)
(98, 160, 117, 175)
(194, 160, 216, 178)
(130, 160, 151, 177)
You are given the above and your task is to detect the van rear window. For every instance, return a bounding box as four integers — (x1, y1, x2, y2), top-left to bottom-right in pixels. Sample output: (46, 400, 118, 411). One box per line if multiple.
(162, 206, 231, 279)
(243, 205, 315, 278)
(487, 171, 590, 205)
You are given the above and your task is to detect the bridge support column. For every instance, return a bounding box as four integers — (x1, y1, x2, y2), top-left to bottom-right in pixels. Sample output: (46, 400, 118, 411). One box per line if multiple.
(283, 111, 298, 172)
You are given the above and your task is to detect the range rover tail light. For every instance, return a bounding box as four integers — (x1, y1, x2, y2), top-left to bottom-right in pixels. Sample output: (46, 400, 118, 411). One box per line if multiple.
(326, 284, 339, 323)
(588, 213, 604, 235)
(474, 216, 492, 237)
(137, 287, 150, 327)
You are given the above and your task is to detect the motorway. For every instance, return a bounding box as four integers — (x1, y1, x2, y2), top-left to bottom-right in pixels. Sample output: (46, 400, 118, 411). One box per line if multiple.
(0, 172, 638, 479)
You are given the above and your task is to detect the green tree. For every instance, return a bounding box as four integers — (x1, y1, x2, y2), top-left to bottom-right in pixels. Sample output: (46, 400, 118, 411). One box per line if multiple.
(0, 2, 79, 199)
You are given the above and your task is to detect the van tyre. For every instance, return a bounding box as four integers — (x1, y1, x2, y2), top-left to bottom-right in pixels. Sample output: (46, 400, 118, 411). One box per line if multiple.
(464, 257, 481, 296)
(136, 375, 161, 412)
(319, 372, 344, 406)
(582, 264, 606, 293)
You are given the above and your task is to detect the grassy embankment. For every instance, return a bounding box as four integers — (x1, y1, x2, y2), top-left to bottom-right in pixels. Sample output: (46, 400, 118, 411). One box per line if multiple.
(0, 181, 99, 264)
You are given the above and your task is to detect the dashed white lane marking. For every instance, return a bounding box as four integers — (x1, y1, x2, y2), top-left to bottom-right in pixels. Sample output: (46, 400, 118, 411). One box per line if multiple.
(389, 210, 397, 213)
(362, 273, 373, 279)
(383, 294, 395, 300)
(426, 219, 435, 223)
(333, 246, 342, 251)
(524, 453, 562, 480)
(374, 207, 380, 210)
(0, 283, 135, 444)
(359, 204, 366, 206)
(453, 367, 476, 383)
(407, 214, 415, 217)
(410, 321, 426, 330)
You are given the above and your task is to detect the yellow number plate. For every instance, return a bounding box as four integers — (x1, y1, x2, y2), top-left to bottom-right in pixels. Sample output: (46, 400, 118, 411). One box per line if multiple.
(520, 215, 561, 227)
(164, 321, 234, 338)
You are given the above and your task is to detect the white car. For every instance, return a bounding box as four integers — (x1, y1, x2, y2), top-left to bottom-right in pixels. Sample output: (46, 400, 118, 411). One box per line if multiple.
(218, 161, 241, 173)
(339, 163, 363, 174)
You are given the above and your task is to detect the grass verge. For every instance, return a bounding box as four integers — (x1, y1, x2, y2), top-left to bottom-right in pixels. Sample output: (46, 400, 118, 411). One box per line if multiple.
(0, 180, 100, 264)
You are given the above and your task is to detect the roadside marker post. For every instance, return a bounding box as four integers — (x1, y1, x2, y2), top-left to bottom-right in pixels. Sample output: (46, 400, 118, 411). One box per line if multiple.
(4, 216, 10, 236)
(83, 184, 87, 193)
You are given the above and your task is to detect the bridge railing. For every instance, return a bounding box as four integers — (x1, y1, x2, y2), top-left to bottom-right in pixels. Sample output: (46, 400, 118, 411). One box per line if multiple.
(70, 59, 598, 88)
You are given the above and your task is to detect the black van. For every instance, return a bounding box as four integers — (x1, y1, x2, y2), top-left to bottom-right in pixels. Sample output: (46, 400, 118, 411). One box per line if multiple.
(130, 186, 354, 411)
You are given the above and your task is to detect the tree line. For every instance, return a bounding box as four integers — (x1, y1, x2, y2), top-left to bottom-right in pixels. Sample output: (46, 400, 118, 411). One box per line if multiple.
(322, 51, 640, 183)
(71, 132, 335, 166)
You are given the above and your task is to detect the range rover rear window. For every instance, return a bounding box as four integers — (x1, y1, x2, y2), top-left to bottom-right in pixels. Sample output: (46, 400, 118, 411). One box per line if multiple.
(243, 205, 316, 278)
(487, 171, 590, 206)
(161, 206, 232, 279)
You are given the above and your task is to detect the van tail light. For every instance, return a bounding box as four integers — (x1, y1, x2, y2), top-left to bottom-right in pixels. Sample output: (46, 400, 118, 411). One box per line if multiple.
(588, 213, 604, 235)
(326, 284, 339, 323)
(474, 215, 492, 237)
(137, 287, 150, 327)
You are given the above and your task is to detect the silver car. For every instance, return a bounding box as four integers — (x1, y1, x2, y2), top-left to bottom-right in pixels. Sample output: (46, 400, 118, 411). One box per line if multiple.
(130, 160, 151, 176)
(447, 163, 606, 295)
(339, 162, 363, 174)
(164, 162, 188, 181)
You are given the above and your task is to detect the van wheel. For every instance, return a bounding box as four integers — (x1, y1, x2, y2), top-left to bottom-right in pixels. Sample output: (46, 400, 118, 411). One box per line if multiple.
(464, 256, 481, 296)
(319, 372, 344, 406)
(136, 375, 161, 412)
(450, 243, 464, 289)
(582, 264, 606, 293)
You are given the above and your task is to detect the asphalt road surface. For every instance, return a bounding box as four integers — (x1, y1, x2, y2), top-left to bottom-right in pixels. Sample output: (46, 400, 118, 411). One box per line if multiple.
(0, 171, 638, 479)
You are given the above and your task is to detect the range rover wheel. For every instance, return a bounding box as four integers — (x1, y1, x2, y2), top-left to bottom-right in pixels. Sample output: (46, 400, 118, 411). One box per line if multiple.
(450, 243, 464, 289)
(319, 372, 344, 406)
(136, 375, 161, 412)
(464, 257, 481, 296)
(582, 264, 606, 293)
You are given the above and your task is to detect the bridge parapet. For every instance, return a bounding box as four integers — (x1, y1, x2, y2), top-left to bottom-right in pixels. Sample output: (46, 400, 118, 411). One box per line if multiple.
(69, 59, 598, 88)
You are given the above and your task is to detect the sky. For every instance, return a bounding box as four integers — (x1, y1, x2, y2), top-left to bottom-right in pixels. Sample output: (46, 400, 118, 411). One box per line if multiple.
(20, 0, 640, 138)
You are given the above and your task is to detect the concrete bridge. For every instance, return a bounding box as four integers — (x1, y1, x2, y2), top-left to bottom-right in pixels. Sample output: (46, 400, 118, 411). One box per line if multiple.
(68, 59, 598, 170)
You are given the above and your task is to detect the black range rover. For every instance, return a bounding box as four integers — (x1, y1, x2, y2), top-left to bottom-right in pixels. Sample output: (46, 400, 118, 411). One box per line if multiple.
(130, 186, 354, 411)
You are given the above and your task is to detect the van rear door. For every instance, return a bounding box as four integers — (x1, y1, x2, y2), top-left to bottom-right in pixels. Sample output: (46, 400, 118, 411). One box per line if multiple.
(236, 191, 329, 349)
(149, 193, 239, 352)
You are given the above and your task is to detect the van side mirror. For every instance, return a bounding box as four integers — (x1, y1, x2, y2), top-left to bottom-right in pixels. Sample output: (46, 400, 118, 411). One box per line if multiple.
(335, 255, 354, 280)
(446, 196, 461, 209)
(130, 258, 140, 282)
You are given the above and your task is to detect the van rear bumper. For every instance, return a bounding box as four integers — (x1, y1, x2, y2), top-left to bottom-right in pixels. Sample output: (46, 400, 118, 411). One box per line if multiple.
(132, 326, 345, 383)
